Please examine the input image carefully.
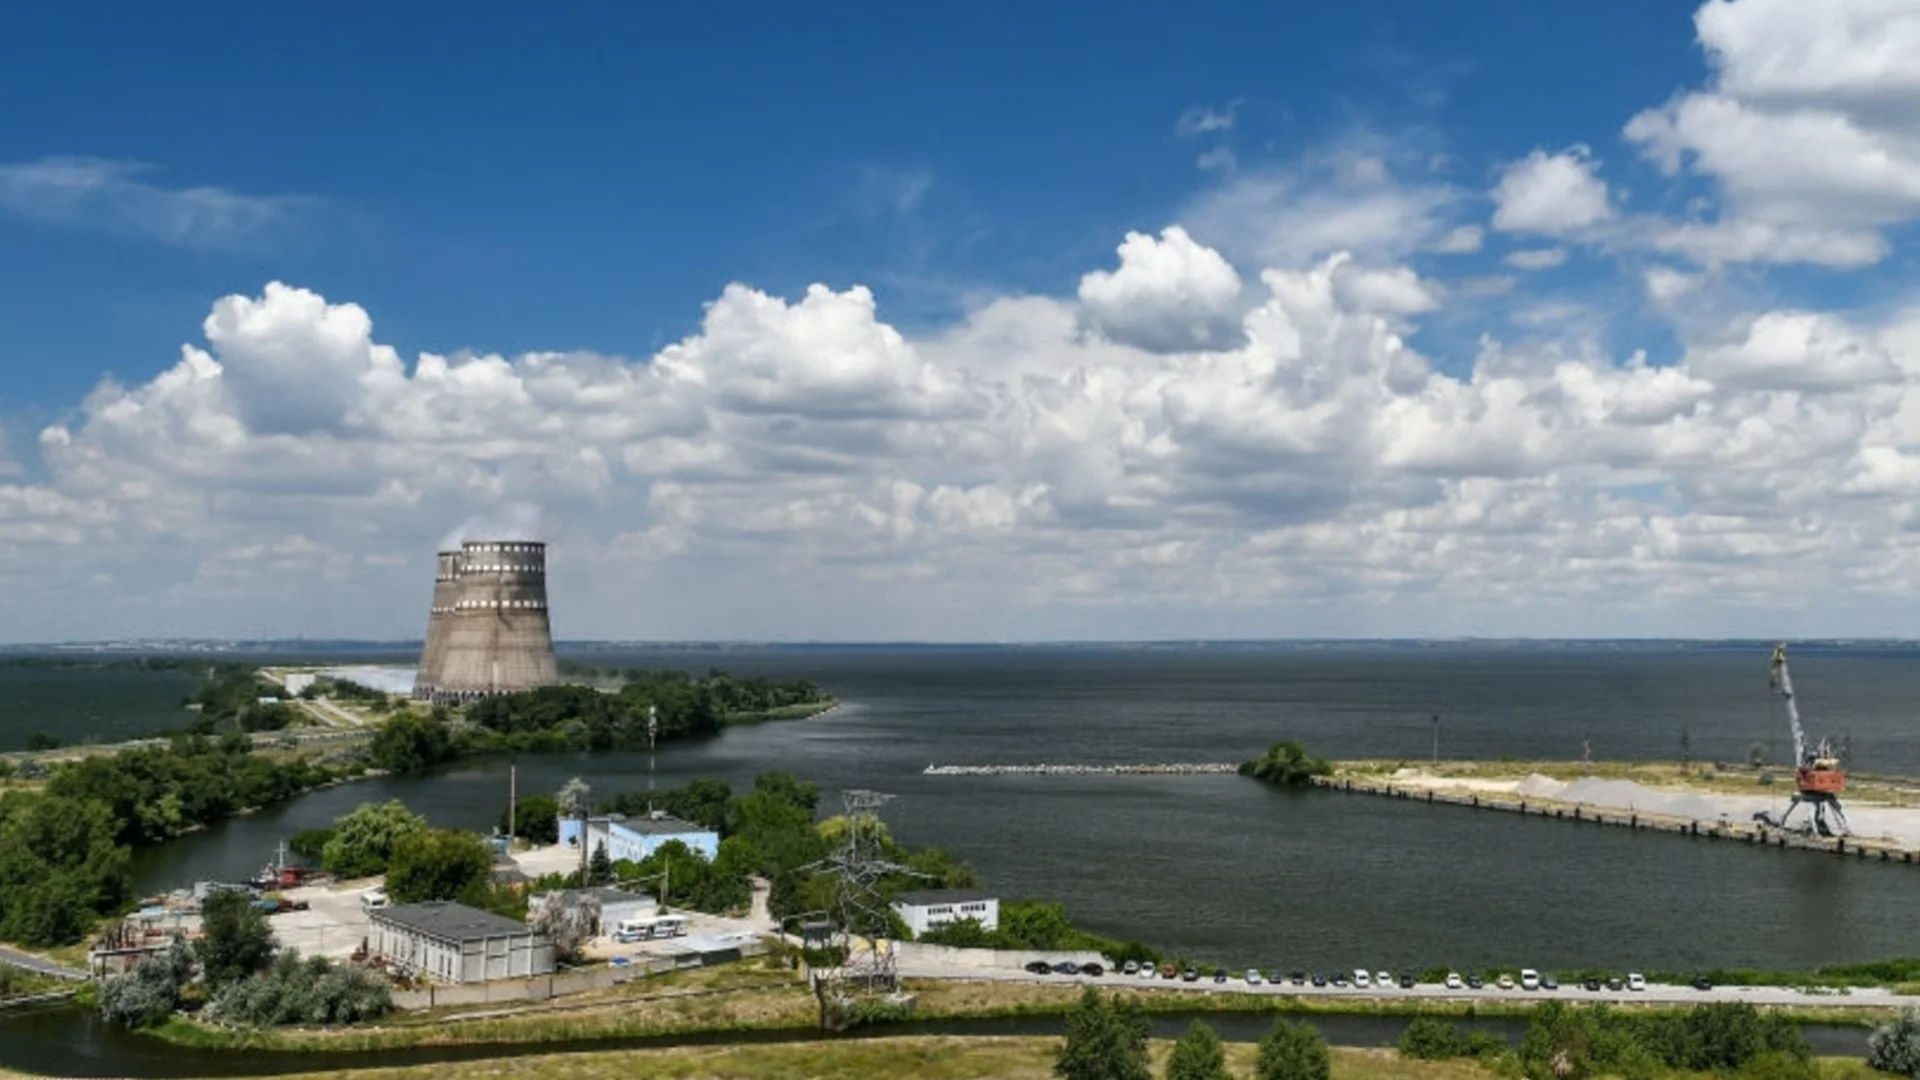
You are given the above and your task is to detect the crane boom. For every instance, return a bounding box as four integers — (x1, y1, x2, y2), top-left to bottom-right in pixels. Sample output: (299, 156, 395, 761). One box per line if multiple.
(1769, 642, 1807, 767)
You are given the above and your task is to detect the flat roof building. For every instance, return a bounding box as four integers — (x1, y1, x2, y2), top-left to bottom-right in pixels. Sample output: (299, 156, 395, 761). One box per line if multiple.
(891, 888, 999, 937)
(560, 813, 720, 864)
(528, 886, 659, 936)
(369, 901, 554, 984)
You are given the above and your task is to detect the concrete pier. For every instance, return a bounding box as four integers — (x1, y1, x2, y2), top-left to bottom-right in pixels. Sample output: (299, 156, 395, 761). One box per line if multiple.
(1312, 775, 1920, 866)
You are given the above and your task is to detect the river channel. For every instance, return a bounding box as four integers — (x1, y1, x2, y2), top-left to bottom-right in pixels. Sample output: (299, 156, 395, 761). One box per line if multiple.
(0, 1001, 1879, 1078)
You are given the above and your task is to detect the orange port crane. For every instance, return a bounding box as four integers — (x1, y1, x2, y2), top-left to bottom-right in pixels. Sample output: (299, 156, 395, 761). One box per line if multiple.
(1753, 642, 1850, 837)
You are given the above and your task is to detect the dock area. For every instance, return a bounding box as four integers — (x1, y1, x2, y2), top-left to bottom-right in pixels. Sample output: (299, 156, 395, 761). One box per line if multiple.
(923, 763, 1238, 776)
(1315, 772, 1920, 866)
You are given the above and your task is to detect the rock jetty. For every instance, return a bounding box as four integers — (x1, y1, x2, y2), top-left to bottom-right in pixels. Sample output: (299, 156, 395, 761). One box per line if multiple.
(923, 763, 1238, 776)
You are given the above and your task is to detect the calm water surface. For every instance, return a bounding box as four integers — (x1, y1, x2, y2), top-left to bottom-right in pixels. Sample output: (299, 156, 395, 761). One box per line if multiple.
(104, 645, 1920, 973)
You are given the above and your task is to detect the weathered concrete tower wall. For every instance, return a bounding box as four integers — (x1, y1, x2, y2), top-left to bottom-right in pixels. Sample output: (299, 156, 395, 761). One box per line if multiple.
(411, 551, 462, 700)
(423, 540, 559, 703)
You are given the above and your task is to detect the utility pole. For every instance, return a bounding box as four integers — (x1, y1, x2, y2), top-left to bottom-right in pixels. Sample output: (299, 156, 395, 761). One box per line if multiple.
(508, 760, 517, 850)
(1430, 715, 1439, 765)
(647, 704, 658, 816)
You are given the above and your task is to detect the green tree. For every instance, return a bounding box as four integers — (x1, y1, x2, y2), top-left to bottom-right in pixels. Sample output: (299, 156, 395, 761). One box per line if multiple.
(99, 937, 193, 1029)
(1520, 1002, 1598, 1080)
(385, 829, 495, 903)
(500, 793, 560, 845)
(369, 713, 455, 775)
(321, 800, 428, 880)
(197, 888, 276, 988)
(1166, 1019, 1231, 1080)
(587, 840, 614, 887)
(1257, 1018, 1330, 1080)
(1241, 741, 1333, 787)
(1055, 985, 1150, 1080)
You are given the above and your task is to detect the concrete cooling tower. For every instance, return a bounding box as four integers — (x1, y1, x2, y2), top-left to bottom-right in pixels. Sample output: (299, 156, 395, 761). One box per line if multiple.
(413, 540, 558, 703)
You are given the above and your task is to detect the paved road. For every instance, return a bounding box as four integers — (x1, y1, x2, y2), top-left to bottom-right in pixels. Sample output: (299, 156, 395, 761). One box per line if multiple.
(894, 964, 1918, 1010)
(0, 946, 89, 982)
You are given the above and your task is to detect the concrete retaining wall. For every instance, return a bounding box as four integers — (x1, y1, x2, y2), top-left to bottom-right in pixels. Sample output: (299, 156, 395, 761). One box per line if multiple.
(392, 958, 672, 1010)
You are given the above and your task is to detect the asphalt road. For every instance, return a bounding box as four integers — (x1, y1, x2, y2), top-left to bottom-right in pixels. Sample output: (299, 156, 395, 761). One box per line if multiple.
(0, 946, 89, 982)
(894, 964, 1920, 1009)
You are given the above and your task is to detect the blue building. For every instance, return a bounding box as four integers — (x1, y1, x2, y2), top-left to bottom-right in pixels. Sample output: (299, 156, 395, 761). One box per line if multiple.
(558, 812, 720, 864)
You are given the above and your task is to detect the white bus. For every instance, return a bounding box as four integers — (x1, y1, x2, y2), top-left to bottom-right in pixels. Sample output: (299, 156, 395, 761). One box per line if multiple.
(613, 914, 689, 942)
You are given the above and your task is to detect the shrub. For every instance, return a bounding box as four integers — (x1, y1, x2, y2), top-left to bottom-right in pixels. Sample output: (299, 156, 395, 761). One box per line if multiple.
(98, 937, 194, 1029)
(1257, 1018, 1330, 1080)
(1870, 1008, 1920, 1078)
(1166, 1019, 1231, 1080)
(209, 950, 391, 1027)
(1055, 986, 1150, 1080)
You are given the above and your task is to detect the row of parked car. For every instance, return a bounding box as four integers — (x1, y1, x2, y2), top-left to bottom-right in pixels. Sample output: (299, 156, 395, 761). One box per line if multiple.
(1020, 961, 1704, 993)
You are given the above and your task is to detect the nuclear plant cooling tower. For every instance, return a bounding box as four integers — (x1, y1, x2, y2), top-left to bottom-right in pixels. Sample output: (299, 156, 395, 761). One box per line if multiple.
(413, 540, 559, 703)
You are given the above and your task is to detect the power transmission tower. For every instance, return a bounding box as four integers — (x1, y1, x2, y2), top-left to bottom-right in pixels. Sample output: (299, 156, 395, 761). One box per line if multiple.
(799, 789, 930, 1030)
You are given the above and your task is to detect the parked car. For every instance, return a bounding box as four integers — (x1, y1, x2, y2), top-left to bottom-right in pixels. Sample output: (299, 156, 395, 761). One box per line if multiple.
(1466, 974, 1485, 989)
(1160, 963, 1178, 979)
(1398, 973, 1416, 989)
(1627, 972, 1647, 992)
(1520, 968, 1541, 991)
(1542, 974, 1560, 990)
(1023, 961, 1052, 975)
(1584, 977, 1602, 992)
(1081, 962, 1104, 977)
(1182, 967, 1200, 982)
(1311, 972, 1328, 987)
(1290, 970, 1307, 985)
(1331, 973, 1349, 987)
(1212, 968, 1228, 983)
(1375, 970, 1392, 988)
(1605, 977, 1625, 991)
(1268, 969, 1286, 985)
(1445, 972, 1464, 990)
(1140, 963, 1159, 980)
(1691, 975, 1713, 991)
(1246, 969, 1264, 985)
(1053, 961, 1080, 975)
(1497, 974, 1515, 990)
(1122, 960, 1139, 976)
(1352, 970, 1371, 988)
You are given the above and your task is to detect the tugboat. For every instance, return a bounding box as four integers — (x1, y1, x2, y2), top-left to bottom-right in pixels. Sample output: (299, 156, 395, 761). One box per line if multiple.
(250, 841, 314, 892)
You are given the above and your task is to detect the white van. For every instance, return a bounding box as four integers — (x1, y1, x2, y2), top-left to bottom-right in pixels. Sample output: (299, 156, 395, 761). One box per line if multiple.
(360, 888, 388, 911)
(1520, 968, 1541, 991)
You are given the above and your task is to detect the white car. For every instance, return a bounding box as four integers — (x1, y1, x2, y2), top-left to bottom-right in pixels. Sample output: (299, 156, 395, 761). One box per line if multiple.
(1497, 974, 1515, 990)
(1352, 970, 1371, 988)
(1627, 972, 1647, 992)
(1246, 969, 1264, 985)
(1444, 972, 1464, 990)
(1376, 970, 1393, 987)
(1138, 963, 1158, 980)
(1520, 968, 1541, 991)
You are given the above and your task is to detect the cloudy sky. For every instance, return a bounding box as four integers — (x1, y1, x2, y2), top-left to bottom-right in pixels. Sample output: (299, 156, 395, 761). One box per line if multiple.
(3, 1, 1920, 642)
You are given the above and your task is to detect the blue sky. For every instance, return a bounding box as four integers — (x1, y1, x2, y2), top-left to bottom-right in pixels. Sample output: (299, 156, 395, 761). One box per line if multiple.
(2, 0, 1703, 410)
(4, 0, 1920, 642)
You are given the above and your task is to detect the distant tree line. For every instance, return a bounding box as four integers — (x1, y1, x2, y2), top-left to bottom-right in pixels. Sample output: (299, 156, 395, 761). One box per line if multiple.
(363, 669, 831, 774)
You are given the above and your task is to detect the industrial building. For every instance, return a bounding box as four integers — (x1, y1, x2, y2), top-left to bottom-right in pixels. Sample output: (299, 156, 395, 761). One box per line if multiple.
(413, 540, 559, 703)
(560, 812, 721, 863)
(891, 889, 999, 936)
(369, 900, 555, 984)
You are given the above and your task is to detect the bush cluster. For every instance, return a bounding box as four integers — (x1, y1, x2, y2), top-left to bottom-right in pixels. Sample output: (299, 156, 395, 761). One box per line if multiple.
(208, 951, 391, 1027)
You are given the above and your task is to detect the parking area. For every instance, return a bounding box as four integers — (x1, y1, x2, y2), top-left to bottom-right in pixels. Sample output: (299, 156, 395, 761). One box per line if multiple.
(268, 881, 376, 961)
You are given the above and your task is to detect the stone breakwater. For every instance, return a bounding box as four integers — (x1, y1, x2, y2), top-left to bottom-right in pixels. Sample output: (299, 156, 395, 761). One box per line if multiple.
(923, 763, 1238, 776)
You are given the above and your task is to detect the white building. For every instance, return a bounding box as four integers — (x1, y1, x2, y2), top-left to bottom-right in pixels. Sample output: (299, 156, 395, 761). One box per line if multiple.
(369, 901, 555, 984)
(527, 886, 658, 936)
(282, 672, 317, 696)
(560, 812, 720, 864)
(891, 888, 999, 937)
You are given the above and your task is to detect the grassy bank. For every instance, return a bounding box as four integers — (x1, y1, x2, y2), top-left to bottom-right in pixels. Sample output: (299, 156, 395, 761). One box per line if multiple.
(133, 1039, 1890, 1080)
(147, 965, 1902, 1055)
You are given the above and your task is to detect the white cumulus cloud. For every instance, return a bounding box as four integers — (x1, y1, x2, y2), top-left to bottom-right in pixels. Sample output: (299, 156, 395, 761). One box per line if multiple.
(1077, 226, 1246, 352)
(1491, 147, 1612, 235)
